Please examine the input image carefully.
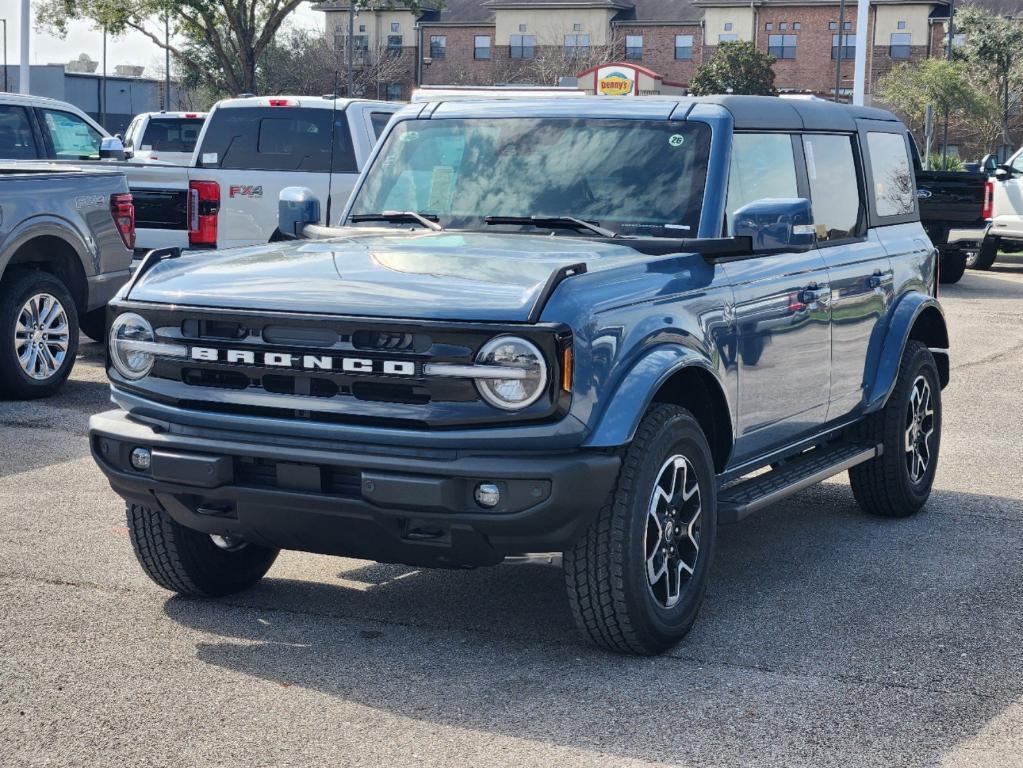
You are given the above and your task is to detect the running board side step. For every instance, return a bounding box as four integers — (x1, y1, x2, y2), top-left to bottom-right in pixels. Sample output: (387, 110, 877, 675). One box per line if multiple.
(717, 442, 882, 524)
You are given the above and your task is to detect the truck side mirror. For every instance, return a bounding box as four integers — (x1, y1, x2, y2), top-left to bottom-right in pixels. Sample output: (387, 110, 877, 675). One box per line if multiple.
(994, 164, 1018, 180)
(278, 187, 322, 239)
(99, 136, 126, 161)
(981, 154, 999, 173)
(731, 198, 816, 253)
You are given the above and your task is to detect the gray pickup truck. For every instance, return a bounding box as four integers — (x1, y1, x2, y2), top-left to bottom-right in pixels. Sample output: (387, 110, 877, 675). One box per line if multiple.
(0, 164, 134, 398)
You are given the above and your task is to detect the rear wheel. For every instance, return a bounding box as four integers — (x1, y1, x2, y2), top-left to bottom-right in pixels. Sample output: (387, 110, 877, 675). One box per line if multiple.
(0, 270, 79, 399)
(79, 307, 108, 342)
(126, 503, 279, 596)
(969, 237, 998, 270)
(564, 404, 717, 655)
(938, 250, 967, 284)
(849, 341, 941, 517)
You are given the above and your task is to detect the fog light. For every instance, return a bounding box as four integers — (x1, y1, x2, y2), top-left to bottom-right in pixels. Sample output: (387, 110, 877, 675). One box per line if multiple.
(130, 447, 152, 471)
(474, 482, 501, 509)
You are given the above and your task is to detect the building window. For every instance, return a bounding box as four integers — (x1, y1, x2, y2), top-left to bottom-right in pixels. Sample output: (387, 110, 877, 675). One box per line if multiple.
(675, 34, 694, 59)
(897, 20, 907, 30)
(510, 34, 536, 59)
(829, 21, 837, 30)
(843, 21, 851, 29)
(779, 22, 788, 30)
(474, 35, 492, 60)
(724, 22, 733, 31)
(386, 83, 402, 101)
(832, 33, 855, 59)
(793, 22, 801, 30)
(359, 24, 366, 33)
(391, 22, 400, 33)
(518, 23, 527, 32)
(626, 35, 643, 60)
(719, 34, 738, 43)
(429, 35, 446, 59)
(766, 22, 773, 30)
(387, 35, 403, 54)
(353, 35, 369, 54)
(890, 32, 911, 59)
(768, 34, 797, 59)
(565, 34, 590, 57)
(953, 33, 966, 47)
(573, 23, 582, 31)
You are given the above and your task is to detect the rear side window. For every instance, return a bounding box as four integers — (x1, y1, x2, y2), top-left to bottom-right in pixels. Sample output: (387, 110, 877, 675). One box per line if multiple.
(802, 134, 863, 241)
(0, 105, 38, 159)
(39, 108, 103, 160)
(141, 118, 205, 153)
(197, 107, 356, 173)
(370, 111, 393, 138)
(867, 132, 915, 217)
(725, 133, 798, 235)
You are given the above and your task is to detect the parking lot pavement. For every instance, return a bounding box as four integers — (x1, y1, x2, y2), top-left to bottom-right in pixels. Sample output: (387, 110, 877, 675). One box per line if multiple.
(3, 257, 1023, 768)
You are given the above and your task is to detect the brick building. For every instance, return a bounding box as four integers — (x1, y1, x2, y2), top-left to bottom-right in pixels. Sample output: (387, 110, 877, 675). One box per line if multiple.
(313, 1, 1010, 108)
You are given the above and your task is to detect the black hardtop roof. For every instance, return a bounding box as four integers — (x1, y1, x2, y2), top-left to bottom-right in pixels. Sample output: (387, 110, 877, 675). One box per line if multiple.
(691, 95, 902, 132)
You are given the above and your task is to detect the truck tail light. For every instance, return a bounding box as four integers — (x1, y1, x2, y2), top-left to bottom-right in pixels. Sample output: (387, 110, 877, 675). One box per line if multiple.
(268, 98, 298, 107)
(188, 180, 220, 247)
(110, 193, 135, 250)
(982, 180, 994, 220)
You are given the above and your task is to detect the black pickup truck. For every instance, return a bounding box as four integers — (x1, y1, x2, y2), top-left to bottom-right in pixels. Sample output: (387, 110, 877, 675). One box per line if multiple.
(914, 154, 991, 284)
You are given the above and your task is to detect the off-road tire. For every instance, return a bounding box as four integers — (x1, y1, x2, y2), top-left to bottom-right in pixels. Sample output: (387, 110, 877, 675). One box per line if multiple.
(969, 237, 998, 270)
(126, 503, 279, 596)
(564, 404, 717, 655)
(849, 341, 941, 517)
(79, 307, 109, 342)
(938, 249, 967, 284)
(0, 270, 79, 399)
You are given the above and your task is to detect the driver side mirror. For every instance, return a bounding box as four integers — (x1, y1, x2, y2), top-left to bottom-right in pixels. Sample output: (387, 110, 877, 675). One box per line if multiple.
(981, 154, 999, 173)
(99, 136, 126, 161)
(994, 164, 1018, 180)
(278, 186, 322, 239)
(732, 198, 816, 253)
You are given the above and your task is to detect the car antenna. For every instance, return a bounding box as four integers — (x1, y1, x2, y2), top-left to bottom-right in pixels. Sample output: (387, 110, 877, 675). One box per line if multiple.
(324, 34, 344, 227)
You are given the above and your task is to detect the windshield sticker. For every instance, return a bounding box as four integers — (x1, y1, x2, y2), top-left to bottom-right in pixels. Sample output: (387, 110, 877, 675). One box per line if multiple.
(664, 223, 691, 230)
(804, 141, 817, 180)
(140, 144, 152, 151)
(428, 166, 454, 211)
(668, 134, 685, 148)
(202, 152, 218, 165)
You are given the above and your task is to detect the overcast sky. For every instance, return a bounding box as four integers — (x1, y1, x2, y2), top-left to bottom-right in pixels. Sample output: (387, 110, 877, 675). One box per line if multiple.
(0, 0, 323, 73)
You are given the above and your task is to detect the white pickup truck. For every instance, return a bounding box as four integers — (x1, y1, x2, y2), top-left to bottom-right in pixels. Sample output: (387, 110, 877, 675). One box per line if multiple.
(121, 96, 399, 252)
(122, 111, 207, 165)
(974, 148, 1023, 269)
(0, 93, 398, 253)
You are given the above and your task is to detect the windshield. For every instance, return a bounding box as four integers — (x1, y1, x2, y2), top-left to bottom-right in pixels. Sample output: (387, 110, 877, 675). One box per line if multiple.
(349, 117, 711, 238)
(141, 118, 205, 153)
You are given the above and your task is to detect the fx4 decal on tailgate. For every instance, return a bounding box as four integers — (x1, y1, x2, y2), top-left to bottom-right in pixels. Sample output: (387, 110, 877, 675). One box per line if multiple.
(229, 185, 264, 199)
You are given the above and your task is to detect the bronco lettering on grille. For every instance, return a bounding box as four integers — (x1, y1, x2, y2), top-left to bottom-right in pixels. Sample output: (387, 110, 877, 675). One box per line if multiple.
(190, 347, 416, 376)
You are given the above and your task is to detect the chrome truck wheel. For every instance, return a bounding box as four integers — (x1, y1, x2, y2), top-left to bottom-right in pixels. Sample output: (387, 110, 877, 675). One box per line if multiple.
(15, 292, 70, 380)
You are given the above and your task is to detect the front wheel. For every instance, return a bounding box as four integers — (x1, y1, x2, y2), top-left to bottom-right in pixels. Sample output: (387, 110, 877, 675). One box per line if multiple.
(126, 503, 279, 596)
(564, 404, 717, 655)
(849, 340, 941, 517)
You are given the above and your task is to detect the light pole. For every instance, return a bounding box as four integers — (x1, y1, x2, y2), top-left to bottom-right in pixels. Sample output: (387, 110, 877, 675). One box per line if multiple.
(941, 0, 955, 167)
(19, 0, 29, 94)
(2, 19, 8, 93)
(833, 0, 846, 102)
(100, 26, 107, 127)
(164, 13, 170, 110)
(346, 6, 354, 98)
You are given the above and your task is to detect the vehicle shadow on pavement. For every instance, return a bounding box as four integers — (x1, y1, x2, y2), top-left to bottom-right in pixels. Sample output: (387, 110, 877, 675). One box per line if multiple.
(162, 480, 1023, 766)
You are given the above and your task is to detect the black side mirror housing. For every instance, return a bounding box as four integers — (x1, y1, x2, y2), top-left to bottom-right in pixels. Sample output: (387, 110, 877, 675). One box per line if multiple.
(732, 198, 817, 253)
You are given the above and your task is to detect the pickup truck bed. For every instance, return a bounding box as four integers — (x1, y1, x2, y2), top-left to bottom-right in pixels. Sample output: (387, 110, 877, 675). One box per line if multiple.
(916, 168, 990, 283)
(0, 163, 134, 398)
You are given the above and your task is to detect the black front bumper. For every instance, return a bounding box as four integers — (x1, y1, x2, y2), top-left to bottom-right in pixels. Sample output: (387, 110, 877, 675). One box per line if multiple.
(89, 410, 620, 568)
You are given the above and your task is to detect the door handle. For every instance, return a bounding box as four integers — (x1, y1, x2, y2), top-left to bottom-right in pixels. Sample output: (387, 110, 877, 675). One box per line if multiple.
(868, 269, 893, 289)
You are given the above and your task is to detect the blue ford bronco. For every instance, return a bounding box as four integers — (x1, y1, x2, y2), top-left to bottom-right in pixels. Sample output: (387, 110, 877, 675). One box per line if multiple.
(90, 96, 949, 654)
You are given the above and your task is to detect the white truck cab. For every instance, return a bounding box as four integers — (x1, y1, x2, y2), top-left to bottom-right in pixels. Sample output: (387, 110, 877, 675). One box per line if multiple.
(989, 148, 1023, 244)
(123, 111, 207, 165)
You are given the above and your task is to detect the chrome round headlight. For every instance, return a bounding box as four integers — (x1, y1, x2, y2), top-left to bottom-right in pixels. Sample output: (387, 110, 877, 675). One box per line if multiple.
(109, 312, 156, 381)
(474, 336, 548, 411)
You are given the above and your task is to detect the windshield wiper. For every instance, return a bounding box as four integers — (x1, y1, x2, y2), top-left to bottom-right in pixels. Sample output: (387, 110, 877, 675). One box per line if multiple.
(350, 211, 443, 231)
(484, 215, 616, 239)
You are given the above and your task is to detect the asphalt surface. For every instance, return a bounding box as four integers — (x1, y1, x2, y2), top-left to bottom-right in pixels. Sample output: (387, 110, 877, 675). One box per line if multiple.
(3, 256, 1023, 768)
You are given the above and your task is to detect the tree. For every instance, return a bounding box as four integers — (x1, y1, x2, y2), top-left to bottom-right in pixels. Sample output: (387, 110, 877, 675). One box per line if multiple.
(876, 58, 996, 163)
(690, 41, 776, 96)
(952, 4, 1023, 158)
(37, 0, 307, 96)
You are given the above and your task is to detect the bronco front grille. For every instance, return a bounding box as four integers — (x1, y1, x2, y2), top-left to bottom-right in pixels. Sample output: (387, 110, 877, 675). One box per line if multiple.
(113, 304, 572, 429)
